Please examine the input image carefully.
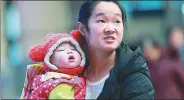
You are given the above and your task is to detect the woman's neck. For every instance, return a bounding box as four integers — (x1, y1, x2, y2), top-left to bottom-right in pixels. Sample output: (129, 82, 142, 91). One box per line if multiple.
(86, 47, 116, 82)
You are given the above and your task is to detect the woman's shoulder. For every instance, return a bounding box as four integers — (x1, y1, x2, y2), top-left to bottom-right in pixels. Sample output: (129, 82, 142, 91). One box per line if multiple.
(115, 42, 149, 81)
(116, 42, 145, 68)
(113, 43, 154, 99)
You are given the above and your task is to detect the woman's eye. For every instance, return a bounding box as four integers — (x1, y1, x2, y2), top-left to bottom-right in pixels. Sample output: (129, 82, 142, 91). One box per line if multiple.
(115, 20, 121, 23)
(97, 20, 105, 23)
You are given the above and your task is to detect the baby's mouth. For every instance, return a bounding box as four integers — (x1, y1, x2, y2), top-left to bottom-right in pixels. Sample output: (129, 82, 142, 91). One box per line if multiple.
(68, 55, 75, 62)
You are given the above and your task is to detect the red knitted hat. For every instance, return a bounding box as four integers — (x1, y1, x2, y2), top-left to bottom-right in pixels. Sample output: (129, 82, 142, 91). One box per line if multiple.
(29, 33, 85, 75)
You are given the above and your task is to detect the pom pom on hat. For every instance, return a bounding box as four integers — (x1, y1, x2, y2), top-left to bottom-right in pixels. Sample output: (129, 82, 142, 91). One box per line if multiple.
(29, 44, 46, 62)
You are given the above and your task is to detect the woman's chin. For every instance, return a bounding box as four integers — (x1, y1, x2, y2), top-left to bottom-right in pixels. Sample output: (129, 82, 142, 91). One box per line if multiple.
(101, 45, 118, 51)
(100, 42, 119, 50)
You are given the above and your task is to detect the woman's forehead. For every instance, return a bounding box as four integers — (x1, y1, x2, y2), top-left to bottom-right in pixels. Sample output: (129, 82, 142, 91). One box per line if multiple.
(92, 2, 122, 17)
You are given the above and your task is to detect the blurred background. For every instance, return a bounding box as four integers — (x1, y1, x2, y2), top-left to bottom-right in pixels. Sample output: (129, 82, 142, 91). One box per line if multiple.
(1, 1, 184, 99)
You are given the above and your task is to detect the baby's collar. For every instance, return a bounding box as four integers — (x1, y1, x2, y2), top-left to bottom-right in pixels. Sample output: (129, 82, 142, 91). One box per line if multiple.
(41, 72, 77, 82)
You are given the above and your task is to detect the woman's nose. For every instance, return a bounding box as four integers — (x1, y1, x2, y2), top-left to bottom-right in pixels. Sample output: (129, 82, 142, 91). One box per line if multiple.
(104, 24, 115, 34)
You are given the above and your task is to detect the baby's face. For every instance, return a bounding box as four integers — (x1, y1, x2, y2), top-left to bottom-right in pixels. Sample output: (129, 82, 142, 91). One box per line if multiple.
(50, 42, 81, 69)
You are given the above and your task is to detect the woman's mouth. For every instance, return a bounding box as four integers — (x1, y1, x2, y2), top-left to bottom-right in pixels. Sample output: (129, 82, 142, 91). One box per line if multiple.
(104, 36, 115, 43)
(104, 36, 115, 40)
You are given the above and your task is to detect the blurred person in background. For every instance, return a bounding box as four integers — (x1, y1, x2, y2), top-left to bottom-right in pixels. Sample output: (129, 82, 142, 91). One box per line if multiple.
(141, 37, 161, 65)
(139, 36, 184, 99)
(164, 26, 184, 66)
(77, 0, 154, 99)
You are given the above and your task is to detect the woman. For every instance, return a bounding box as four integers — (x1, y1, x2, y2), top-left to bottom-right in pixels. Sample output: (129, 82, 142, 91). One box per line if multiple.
(77, 1, 154, 99)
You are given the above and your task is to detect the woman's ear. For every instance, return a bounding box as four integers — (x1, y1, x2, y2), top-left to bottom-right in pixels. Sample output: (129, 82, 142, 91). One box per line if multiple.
(78, 22, 90, 44)
(78, 22, 86, 36)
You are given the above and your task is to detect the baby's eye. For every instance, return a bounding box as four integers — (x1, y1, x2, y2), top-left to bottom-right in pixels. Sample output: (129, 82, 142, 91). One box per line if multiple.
(71, 48, 77, 51)
(97, 20, 105, 23)
(57, 49, 64, 52)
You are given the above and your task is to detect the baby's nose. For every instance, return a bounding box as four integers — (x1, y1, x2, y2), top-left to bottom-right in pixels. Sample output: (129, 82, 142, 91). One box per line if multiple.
(67, 49, 73, 54)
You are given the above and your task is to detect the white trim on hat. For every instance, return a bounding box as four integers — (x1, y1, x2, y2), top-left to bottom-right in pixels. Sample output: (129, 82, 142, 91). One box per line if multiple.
(44, 37, 86, 70)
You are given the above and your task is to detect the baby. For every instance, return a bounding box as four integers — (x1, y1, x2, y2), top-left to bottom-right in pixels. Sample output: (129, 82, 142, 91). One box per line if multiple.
(21, 31, 86, 99)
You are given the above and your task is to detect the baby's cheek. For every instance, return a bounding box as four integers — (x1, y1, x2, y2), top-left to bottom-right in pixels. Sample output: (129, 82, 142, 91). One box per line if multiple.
(76, 57, 82, 66)
(59, 62, 68, 67)
(55, 57, 66, 67)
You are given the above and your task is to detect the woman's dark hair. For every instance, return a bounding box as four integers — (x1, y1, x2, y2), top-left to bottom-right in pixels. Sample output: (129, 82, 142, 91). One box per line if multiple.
(78, 0, 127, 31)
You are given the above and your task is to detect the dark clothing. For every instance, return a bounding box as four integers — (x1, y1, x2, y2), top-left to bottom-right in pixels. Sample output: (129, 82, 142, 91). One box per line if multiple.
(95, 43, 155, 99)
(147, 47, 184, 99)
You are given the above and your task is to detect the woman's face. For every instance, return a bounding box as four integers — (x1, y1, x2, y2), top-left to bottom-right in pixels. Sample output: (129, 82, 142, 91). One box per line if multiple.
(86, 2, 124, 51)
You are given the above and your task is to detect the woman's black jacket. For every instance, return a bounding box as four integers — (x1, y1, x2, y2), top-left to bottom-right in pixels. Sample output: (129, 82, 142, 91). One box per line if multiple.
(95, 43, 155, 99)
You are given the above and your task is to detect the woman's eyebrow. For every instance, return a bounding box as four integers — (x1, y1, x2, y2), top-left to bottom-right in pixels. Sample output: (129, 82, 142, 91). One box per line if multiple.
(95, 12, 122, 18)
(95, 12, 105, 17)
